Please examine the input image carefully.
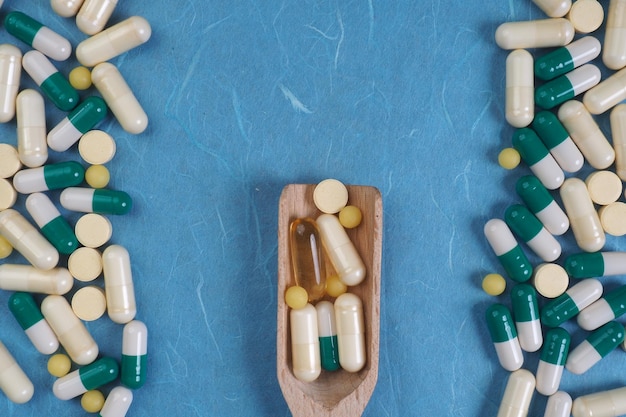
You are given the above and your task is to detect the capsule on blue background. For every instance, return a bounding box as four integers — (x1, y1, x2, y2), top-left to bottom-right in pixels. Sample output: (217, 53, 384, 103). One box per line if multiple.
(535, 36, 601, 81)
(22, 50, 78, 111)
(47, 96, 108, 152)
(8, 292, 59, 355)
(60, 187, 132, 215)
(485, 303, 523, 371)
(53, 357, 119, 400)
(535, 64, 601, 109)
(510, 283, 542, 352)
(532, 110, 584, 173)
(315, 301, 339, 372)
(515, 175, 569, 236)
(565, 251, 626, 278)
(535, 327, 570, 396)
(5, 11, 71, 61)
(505, 204, 561, 262)
(12, 161, 84, 194)
(121, 320, 148, 389)
(25, 192, 78, 255)
(512, 128, 564, 190)
(578, 284, 626, 331)
(566, 321, 625, 375)
(484, 219, 533, 283)
(541, 278, 603, 327)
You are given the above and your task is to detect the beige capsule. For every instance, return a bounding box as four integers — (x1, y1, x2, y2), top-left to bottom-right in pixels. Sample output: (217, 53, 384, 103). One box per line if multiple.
(50, 0, 85, 17)
(0, 341, 33, 404)
(335, 293, 366, 372)
(16, 89, 47, 168)
(103, 245, 137, 324)
(560, 178, 605, 252)
(290, 303, 321, 382)
(76, 0, 118, 35)
(0, 44, 21, 123)
(532, 0, 572, 17)
(0, 209, 58, 270)
(505, 49, 534, 128)
(495, 18, 574, 50)
(0, 264, 73, 295)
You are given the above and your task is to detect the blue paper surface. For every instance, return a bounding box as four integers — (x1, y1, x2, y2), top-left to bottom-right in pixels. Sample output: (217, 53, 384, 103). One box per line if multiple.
(0, 1, 625, 416)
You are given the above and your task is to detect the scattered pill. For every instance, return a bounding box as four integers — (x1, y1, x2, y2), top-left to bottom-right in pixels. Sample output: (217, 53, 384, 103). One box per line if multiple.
(0, 340, 34, 404)
(511, 284, 542, 352)
(534, 36, 601, 81)
(22, 50, 78, 112)
(71, 286, 106, 321)
(8, 292, 59, 355)
(482, 273, 506, 296)
(313, 179, 348, 214)
(285, 286, 308, 310)
(603, 0, 626, 70)
(290, 303, 321, 382)
(76, 0, 118, 35)
(85, 164, 110, 188)
(504, 204, 561, 262)
(5, 11, 71, 61)
(69, 66, 92, 90)
(533, 263, 569, 299)
(99, 386, 133, 417)
(572, 386, 626, 417)
(535, 64, 601, 110)
(103, 245, 137, 324)
(315, 301, 339, 372)
(566, 321, 625, 375)
(585, 170, 622, 205)
(68, 246, 102, 282)
(565, 251, 626, 278)
(16, 89, 48, 168)
(317, 213, 366, 286)
(0, 178, 17, 210)
(121, 320, 148, 389)
(50, 0, 84, 17)
(0, 143, 22, 179)
(13, 161, 85, 194)
(541, 278, 603, 327)
(47, 96, 108, 152)
(515, 175, 569, 236)
(577, 284, 626, 331)
(536, 327, 570, 396)
(78, 130, 116, 164)
(599, 202, 626, 236)
(512, 128, 564, 190)
(567, 0, 604, 33)
(25, 192, 78, 255)
(47, 353, 71, 378)
(75, 213, 112, 248)
(584, 67, 626, 114)
(544, 391, 573, 417)
(60, 187, 132, 215)
(485, 303, 524, 371)
(611, 104, 626, 180)
(505, 49, 534, 128)
(560, 178, 606, 252)
(0, 44, 22, 123)
(495, 18, 574, 49)
(335, 292, 366, 372)
(531, 0, 572, 18)
(498, 147, 521, 169)
(81, 389, 105, 413)
(325, 274, 347, 298)
(52, 357, 118, 400)
(338, 205, 362, 229)
(532, 110, 584, 173)
(484, 218, 533, 283)
(289, 218, 326, 302)
(0, 235, 12, 259)
(496, 368, 535, 417)
(0, 264, 73, 295)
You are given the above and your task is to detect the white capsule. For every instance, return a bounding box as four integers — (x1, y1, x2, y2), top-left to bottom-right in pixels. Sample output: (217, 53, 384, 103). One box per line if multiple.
(532, 0, 572, 17)
(517, 321, 543, 352)
(572, 386, 626, 417)
(103, 245, 137, 324)
(558, 100, 615, 169)
(290, 303, 321, 382)
(51, 0, 85, 17)
(0, 264, 72, 295)
(100, 386, 133, 417)
(537, 362, 565, 396)
(560, 178, 605, 252)
(603, 0, 626, 70)
(76, 0, 118, 35)
(497, 369, 535, 417)
(0, 209, 58, 270)
(611, 104, 626, 180)
(496, 18, 574, 50)
(335, 293, 366, 372)
(544, 391, 573, 417)
(0, 341, 33, 404)
(0, 44, 21, 123)
(505, 49, 534, 128)
(16, 89, 47, 168)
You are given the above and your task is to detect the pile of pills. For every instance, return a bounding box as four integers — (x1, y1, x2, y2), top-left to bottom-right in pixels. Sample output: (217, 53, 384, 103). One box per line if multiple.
(0, 2, 150, 415)
(483, 1, 626, 416)
(284, 178, 367, 381)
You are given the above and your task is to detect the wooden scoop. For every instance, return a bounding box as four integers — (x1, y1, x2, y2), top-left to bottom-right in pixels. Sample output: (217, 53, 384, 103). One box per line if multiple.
(277, 183, 382, 417)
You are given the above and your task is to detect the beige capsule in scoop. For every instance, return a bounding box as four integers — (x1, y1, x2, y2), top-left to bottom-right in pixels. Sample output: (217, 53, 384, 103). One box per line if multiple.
(335, 293, 366, 372)
(317, 213, 366, 286)
(290, 303, 321, 382)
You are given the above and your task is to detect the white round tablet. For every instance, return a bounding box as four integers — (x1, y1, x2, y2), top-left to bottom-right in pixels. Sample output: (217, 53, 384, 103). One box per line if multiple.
(567, 0, 603, 34)
(75, 213, 112, 248)
(586, 170, 622, 205)
(313, 179, 348, 214)
(78, 130, 117, 165)
(71, 286, 107, 321)
(533, 263, 569, 298)
(599, 202, 626, 236)
(0, 178, 17, 210)
(0, 144, 22, 179)
(68, 247, 103, 282)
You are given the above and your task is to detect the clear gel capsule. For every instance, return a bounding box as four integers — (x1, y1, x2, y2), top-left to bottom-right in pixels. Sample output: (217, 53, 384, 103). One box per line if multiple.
(76, 0, 118, 35)
(103, 245, 136, 324)
(47, 96, 108, 152)
(0, 341, 34, 404)
(515, 175, 569, 236)
(532, 0, 572, 17)
(506, 49, 534, 128)
(577, 284, 626, 331)
(8, 292, 59, 355)
(486, 303, 524, 371)
(535, 36, 601, 81)
(290, 303, 321, 382)
(26, 192, 78, 255)
(566, 321, 625, 374)
(583, 67, 626, 114)
(603, 0, 626, 70)
(121, 320, 147, 389)
(536, 328, 570, 396)
(565, 252, 626, 278)
(91, 62, 148, 134)
(76, 16, 152, 67)
(610, 104, 626, 180)
(99, 386, 133, 417)
(535, 64, 601, 109)
(316, 213, 365, 286)
(22, 50, 78, 111)
(0, 264, 72, 295)
(511, 284, 543, 352)
(0, 44, 21, 123)
(315, 301, 339, 372)
(497, 369, 535, 417)
(541, 278, 603, 327)
(558, 100, 615, 169)
(60, 187, 132, 215)
(505, 204, 561, 262)
(41, 294, 99, 365)
(495, 18, 574, 50)
(0, 209, 58, 270)
(289, 218, 326, 302)
(5, 11, 71, 61)
(17, 89, 47, 168)
(53, 357, 118, 400)
(51, 0, 85, 17)
(13, 161, 85, 194)
(335, 293, 366, 372)
(559, 177, 606, 252)
(544, 391, 573, 417)
(532, 111, 584, 173)
(572, 386, 626, 417)
(512, 128, 564, 190)
(484, 219, 533, 283)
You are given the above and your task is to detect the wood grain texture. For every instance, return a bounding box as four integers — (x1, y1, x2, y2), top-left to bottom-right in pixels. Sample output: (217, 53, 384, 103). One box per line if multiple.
(277, 184, 382, 417)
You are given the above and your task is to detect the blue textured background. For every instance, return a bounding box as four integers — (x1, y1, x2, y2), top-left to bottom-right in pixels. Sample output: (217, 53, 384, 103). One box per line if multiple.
(0, 1, 625, 416)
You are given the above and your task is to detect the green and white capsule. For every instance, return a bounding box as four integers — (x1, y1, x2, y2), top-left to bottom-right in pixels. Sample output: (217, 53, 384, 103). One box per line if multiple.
(22, 50, 78, 111)
(121, 320, 147, 389)
(535, 64, 601, 110)
(512, 128, 564, 190)
(60, 187, 132, 215)
(535, 36, 601, 81)
(98, 386, 133, 417)
(541, 278, 603, 327)
(505, 204, 561, 262)
(47, 96, 108, 152)
(536, 327, 570, 396)
(5, 11, 71, 61)
(13, 161, 84, 194)
(486, 303, 523, 371)
(511, 284, 542, 352)
(53, 357, 119, 400)
(578, 284, 626, 331)
(315, 301, 339, 372)
(532, 110, 584, 173)
(8, 292, 58, 355)
(484, 219, 533, 283)
(565, 252, 626, 278)
(566, 321, 625, 375)
(515, 175, 569, 236)
(25, 193, 78, 255)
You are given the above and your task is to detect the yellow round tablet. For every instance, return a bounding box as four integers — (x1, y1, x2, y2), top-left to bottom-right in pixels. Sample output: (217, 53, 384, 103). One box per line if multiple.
(75, 213, 112, 248)
(482, 273, 506, 296)
(338, 205, 362, 229)
(325, 274, 347, 298)
(498, 147, 521, 170)
(567, 0, 603, 34)
(285, 285, 308, 309)
(533, 263, 569, 298)
(78, 130, 116, 165)
(0, 178, 17, 210)
(0, 235, 12, 259)
(585, 170, 622, 205)
(47, 353, 72, 377)
(0, 144, 21, 178)
(72, 286, 107, 321)
(313, 179, 348, 214)
(81, 390, 105, 413)
(69, 66, 92, 90)
(85, 165, 110, 188)
(68, 247, 103, 282)
(599, 202, 626, 236)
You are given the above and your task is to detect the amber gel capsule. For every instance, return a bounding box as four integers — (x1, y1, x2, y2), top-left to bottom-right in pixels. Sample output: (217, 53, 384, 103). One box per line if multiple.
(289, 218, 326, 302)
